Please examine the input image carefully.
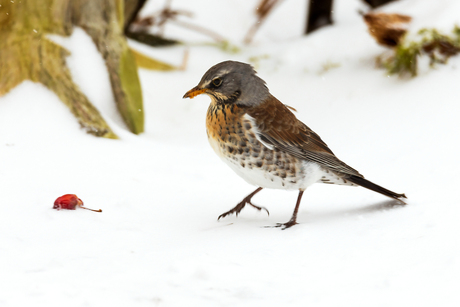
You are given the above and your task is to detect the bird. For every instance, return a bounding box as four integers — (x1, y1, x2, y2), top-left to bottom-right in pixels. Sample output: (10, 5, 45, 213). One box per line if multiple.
(183, 60, 406, 229)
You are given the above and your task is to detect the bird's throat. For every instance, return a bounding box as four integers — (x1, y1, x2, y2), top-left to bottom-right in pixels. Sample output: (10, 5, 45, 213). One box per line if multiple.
(209, 90, 242, 106)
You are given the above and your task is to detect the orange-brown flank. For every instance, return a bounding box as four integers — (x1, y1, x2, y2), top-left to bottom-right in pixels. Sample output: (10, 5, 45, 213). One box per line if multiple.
(206, 102, 300, 187)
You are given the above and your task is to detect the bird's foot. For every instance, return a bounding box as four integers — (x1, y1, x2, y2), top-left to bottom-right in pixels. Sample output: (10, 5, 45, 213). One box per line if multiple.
(218, 201, 246, 220)
(271, 218, 298, 230)
(218, 200, 269, 221)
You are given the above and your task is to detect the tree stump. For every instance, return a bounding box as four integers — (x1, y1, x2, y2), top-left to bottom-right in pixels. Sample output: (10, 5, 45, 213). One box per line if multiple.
(0, 0, 145, 138)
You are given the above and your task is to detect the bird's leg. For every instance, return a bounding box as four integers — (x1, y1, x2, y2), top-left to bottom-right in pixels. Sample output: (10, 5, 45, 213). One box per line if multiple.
(218, 187, 268, 220)
(276, 190, 304, 230)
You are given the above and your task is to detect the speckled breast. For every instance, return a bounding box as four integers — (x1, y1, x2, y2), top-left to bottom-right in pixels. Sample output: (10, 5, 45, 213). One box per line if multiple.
(205, 103, 309, 190)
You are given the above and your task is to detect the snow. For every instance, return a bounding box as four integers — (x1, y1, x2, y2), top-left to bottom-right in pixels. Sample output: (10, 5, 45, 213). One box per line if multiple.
(1, 0, 460, 306)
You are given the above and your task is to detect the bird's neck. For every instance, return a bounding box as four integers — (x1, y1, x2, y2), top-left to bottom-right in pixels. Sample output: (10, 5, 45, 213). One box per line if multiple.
(207, 90, 242, 106)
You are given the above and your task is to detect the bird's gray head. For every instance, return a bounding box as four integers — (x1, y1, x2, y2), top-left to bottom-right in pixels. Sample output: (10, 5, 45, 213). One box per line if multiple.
(183, 61, 269, 107)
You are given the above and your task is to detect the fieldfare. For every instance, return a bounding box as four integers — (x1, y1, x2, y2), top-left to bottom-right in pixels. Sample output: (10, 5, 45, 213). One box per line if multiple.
(183, 61, 406, 229)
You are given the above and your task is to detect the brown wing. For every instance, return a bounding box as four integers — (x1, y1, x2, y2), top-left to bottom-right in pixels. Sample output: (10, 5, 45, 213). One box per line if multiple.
(246, 95, 363, 177)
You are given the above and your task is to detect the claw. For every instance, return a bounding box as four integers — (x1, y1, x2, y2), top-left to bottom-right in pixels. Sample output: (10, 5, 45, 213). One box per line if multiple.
(276, 221, 298, 230)
(217, 211, 234, 220)
(217, 201, 246, 220)
(248, 201, 269, 216)
(263, 220, 298, 230)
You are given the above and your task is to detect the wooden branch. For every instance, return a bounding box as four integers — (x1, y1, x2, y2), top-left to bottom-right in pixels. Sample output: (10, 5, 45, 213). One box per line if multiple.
(125, 30, 180, 47)
(124, 0, 148, 32)
(170, 19, 226, 42)
(244, 0, 283, 44)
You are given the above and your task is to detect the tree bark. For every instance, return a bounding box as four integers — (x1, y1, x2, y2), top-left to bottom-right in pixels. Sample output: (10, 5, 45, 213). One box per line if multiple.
(0, 0, 145, 138)
(72, 0, 144, 135)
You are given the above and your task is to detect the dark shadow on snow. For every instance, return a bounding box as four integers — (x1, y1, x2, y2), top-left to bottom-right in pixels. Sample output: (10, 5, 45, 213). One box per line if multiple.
(299, 199, 407, 224)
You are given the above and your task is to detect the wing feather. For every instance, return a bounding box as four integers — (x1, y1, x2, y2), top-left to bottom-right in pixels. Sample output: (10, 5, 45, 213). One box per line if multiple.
(246, 95, 363, 177)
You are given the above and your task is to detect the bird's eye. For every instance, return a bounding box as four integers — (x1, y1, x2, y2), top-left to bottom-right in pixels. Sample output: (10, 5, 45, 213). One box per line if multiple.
(212, 77, 222, 87)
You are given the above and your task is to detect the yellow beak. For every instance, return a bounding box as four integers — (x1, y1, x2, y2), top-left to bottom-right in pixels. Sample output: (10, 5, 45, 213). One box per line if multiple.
(183, 86, 207, 99)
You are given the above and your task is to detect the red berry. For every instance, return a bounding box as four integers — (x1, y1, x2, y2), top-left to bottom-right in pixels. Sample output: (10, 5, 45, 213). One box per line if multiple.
(53, 194, 82, 210)
(53, 194, 102, 212)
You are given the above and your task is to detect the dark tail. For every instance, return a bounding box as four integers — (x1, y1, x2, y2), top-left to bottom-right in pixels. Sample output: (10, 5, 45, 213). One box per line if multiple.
(347, 175, 407, 204)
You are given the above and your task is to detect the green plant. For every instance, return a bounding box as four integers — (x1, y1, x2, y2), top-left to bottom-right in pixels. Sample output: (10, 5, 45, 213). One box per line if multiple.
(383, 26, 460, 77)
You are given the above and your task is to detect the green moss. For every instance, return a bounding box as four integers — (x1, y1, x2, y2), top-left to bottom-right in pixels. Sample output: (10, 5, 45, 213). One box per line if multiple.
(319, 60, 341, 75)
(385, 42, 420, 77)
(218, 40, 241, 54)
(248, 54, 270, 69)
(453, 25, 460, 44)
(199, 40, 241, 54)
(383, 25, 460, 77)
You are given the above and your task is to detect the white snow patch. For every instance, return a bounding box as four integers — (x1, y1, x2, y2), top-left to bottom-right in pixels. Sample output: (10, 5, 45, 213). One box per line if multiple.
(1, 0, 460, 306)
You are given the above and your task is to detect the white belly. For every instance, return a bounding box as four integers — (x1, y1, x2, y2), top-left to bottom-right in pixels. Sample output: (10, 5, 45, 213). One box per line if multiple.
(208, 136, 324, 191)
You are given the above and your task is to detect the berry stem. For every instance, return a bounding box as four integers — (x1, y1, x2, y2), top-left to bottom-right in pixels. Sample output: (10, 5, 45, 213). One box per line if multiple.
(80, 206, 102, 213)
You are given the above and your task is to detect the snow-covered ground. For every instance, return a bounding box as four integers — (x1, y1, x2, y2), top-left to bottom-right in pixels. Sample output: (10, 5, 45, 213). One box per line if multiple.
(1, 0, 460, 306)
